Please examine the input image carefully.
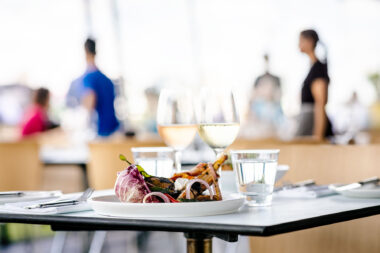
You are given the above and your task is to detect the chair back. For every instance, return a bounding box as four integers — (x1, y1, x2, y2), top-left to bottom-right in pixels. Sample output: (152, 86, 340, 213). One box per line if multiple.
(88, 138, 165, 190)
(0, 140, 42, 191)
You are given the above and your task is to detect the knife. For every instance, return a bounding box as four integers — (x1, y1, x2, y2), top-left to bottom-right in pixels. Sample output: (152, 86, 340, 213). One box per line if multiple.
(333, 177, 379, 192)
(0, 192, 25, 197)
(274, 179, 315, 192)
(25, 188, 93, 209)
(26, 200, 80, 209)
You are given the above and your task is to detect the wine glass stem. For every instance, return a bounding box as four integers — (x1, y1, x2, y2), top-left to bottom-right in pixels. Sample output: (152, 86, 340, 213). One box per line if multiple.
(213, 148, 225, 176)
(214, 149, 224, 159)
(174, 150, 182, 172)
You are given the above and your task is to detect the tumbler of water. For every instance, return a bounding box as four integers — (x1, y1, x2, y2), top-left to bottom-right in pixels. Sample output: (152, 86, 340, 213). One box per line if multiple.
(230, 150, 279, 206)
(131, 147, 174, 178)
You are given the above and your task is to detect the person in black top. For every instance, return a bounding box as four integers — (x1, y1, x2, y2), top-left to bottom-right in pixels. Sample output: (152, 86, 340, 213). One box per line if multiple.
(297, 29, 333, 139)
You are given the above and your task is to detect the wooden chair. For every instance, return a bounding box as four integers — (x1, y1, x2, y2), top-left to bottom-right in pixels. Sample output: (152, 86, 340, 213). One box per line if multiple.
(0, 140, 42, 191)
(87, 138, 165, 190)
(367, 129, 380, 144)
(230, 139, 380, 253)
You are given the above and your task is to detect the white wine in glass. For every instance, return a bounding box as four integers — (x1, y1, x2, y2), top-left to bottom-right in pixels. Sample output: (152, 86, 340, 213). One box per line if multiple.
(157, 89, 197, 172)
(197, 88, 240, 161)
(198, 122, 240, 154)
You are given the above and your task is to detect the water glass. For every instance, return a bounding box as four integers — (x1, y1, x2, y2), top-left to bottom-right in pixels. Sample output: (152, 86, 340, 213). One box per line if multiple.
(230, 149, 280, 206)
(131, 147, 174, 178)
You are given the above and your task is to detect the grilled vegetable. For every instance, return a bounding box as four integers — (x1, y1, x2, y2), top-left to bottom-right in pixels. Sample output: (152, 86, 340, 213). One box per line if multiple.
(145, 176, 174, 190)
(114, 164, 151, 203)
(143, 192, 169, 203)
(119, 154, 151, 178)
(164, 194, 179, 203)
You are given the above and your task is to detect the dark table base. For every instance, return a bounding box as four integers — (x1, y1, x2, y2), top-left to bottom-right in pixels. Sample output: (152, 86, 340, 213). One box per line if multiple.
(184, 232, 238, 253)
(185, 233, 212, 253)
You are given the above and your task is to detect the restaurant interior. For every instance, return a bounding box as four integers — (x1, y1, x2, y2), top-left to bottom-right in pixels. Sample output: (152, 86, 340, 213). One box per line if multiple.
(1, 0, 380, 252)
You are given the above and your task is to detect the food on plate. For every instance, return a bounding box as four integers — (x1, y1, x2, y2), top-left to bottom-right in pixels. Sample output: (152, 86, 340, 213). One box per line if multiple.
(114, 164, 152, 203)
(114, 154, 227, 203)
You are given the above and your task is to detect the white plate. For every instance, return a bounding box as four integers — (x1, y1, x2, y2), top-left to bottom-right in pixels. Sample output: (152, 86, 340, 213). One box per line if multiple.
(89, 194, 245, 218)
(338, 186, 380, 198)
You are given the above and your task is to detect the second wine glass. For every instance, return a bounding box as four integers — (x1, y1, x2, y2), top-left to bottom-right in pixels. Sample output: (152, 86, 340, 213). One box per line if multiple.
(196, 88, 240, 159)
(157, 88, 197, 172)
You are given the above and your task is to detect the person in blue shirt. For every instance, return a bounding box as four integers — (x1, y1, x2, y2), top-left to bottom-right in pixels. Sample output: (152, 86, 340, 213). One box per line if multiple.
(74, 38, 119, 136)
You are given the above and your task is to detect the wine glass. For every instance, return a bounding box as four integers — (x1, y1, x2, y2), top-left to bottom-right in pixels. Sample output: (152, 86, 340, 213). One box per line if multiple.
(157, 88, 197, 172)
(196, 87, 240, 162)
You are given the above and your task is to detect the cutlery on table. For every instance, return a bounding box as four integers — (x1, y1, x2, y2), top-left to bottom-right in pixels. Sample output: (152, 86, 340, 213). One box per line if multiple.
(0, 192, 25, 197)
(25, 188, 94, 209)
(332, 177, 379, 192)
(274, 179, 315, 192)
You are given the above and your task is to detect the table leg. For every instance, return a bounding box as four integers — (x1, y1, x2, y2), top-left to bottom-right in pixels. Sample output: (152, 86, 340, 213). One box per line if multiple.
(88, 231, 107, 253)
(184, 233, 213, 253)
(50, 231, 67, 253)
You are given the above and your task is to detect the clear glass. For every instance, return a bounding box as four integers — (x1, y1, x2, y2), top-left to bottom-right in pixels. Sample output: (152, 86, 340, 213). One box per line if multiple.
(231, 149, 280, 206)
(131, 147, 174, 178)
(156, 88, 197, 172)
(196, 87, 240, 171)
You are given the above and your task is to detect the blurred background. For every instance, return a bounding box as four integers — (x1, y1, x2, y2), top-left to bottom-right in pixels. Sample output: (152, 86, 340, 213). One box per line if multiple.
(1, 0, 380, 137)
(1, 0, 380, 252)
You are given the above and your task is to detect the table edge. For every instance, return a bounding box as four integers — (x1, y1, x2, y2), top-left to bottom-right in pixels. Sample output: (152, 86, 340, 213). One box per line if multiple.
(0, 204, 379, 236)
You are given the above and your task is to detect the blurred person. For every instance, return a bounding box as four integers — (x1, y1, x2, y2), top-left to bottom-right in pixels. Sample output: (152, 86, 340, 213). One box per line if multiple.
(20, 87, 54, 137)
(331, 92, 369, 144)
(144, 87, 160, 133)
(0, 84, 32, 126)
(70, 38, 119, 137)
(297, 29, 333, 140)
(66, 76, 86, 108)
(242, 54, 283, 138)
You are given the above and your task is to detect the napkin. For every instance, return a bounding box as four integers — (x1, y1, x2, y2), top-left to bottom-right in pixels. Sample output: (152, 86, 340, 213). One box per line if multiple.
(275, 185, 337, 199)
(0, 192, 92, 214)
(0, 200, 91, 215)
(0, 191, 62, 204)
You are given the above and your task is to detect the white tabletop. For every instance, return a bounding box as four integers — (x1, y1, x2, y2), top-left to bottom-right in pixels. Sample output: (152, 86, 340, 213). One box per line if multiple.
(68, 191, 380, 227)
(1, 189, 380, 236)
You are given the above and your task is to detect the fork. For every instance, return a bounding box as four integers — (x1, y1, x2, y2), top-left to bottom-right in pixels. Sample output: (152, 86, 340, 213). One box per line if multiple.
(25, 188, 94, 209)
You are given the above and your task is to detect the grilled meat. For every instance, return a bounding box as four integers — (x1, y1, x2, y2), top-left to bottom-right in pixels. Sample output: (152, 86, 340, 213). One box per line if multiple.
(176, 154, 226, 200)
(145, 176, 177, 195)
